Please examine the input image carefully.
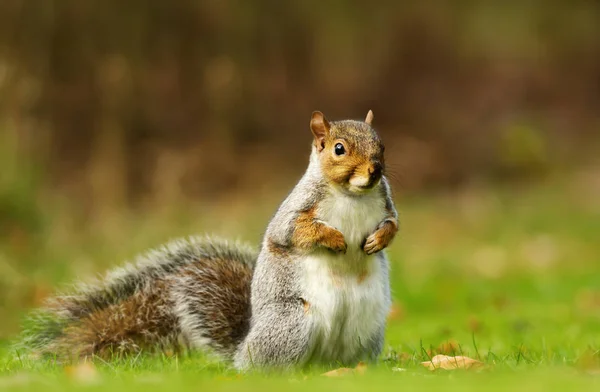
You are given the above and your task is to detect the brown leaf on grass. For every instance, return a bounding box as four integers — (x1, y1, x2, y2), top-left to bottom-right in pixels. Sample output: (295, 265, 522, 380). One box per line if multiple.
(437, 340, 460, 355)
(321, 362, 367, 377)
(426, 339, 460, 357)
(421, 355, 484, 371)
(397, 352, 413, 362)
(64, 362, 99, 385)
(321, 368, 354, 377)
(354, 362, 367, 375)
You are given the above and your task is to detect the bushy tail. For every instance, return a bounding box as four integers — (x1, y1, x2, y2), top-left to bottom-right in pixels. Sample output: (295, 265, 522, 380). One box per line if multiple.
(15, 236, 257, 361)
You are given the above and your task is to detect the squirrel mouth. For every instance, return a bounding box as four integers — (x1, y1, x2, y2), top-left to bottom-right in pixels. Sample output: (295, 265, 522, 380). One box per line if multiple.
(349, 177, 381, 193)
(357, 180, 379, 190)
(347, 166, 383, 193)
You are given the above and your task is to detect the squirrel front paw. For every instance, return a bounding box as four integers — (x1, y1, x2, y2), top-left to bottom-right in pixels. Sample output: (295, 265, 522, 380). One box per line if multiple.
(320, 227, 347, 254)
(363, 219, 398, 255)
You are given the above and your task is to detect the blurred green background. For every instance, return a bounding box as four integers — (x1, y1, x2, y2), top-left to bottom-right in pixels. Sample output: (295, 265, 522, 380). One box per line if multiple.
(0, 0, 599, 363)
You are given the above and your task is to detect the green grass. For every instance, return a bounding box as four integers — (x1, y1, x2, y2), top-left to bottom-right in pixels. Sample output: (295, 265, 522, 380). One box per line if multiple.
(1, 172, 600, 390)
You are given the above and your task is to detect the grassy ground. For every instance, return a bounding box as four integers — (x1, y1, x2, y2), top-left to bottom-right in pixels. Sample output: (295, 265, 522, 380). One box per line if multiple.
(0, 170, 599, 390)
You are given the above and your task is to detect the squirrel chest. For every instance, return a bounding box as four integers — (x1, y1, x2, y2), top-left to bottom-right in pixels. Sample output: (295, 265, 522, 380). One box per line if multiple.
(300, 189, 391, 364)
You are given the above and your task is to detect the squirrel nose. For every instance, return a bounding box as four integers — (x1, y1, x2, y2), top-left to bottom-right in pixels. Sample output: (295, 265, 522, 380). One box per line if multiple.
(368, 162, 383, 181)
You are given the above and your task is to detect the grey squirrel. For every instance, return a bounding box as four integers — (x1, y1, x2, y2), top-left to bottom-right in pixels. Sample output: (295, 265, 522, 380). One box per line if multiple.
(17, 110, 399, 371)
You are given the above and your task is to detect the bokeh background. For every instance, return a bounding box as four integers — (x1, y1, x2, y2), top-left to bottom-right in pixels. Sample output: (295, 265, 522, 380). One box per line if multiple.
(0, 1, 599, 348)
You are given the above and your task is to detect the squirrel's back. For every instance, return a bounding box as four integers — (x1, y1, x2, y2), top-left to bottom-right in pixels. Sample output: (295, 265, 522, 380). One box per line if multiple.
(17, 236, 257, 361)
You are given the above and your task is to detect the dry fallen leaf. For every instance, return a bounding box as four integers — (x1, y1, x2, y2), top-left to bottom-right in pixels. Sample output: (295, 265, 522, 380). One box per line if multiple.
(426, 339, 461, 358)
(321, 362, 367, 377)
(64, 362, 100, 385)
(421, 355, 484, 371)
(354, 362, 367, 375)
(397, 352, 413, 362)
(321, 368, 354, 377)
(436, 340, 460, 356)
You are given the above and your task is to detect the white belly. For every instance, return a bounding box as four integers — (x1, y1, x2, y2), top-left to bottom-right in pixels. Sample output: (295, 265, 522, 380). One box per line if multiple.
(301, 253, 390, 364)
(300, 189, 391, 364)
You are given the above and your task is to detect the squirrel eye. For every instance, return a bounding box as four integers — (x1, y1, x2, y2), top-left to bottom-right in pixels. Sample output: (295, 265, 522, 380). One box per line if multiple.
(334, 143, 345, 156)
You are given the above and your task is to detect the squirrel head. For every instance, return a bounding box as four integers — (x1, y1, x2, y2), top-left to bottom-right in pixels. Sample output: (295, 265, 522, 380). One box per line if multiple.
(310, 110, 385, 195)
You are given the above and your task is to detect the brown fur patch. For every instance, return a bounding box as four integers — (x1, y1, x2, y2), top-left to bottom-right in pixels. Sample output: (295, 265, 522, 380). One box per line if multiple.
(292, 206, 347, 253)
(301, 298, 311, 313)
(382, 217, 399, 240)
(363, 218, 399, 255)
(321, 148, 364, 185)
(357, 270, 369, 284)
(267, 238, 291, 257)
(54, 279, 179, 361)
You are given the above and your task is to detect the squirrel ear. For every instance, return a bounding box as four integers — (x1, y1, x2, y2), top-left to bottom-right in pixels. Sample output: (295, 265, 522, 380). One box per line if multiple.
(365, 110, 374, 125)
(310, 111, 330, 152)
